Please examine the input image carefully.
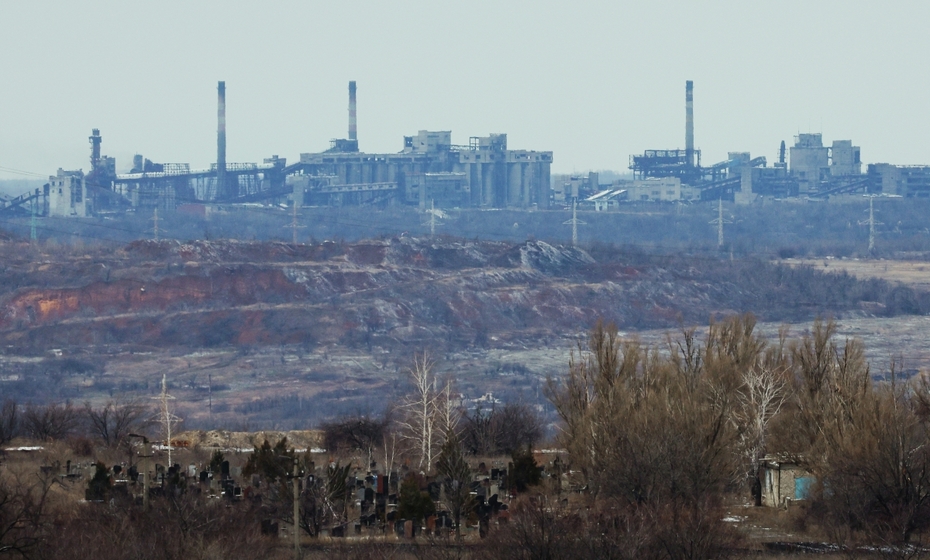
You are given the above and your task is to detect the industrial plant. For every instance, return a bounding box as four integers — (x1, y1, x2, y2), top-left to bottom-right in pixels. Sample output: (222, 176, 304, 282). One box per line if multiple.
(2, 79, 929, 219)
(0, 80, 552, 219)
(562, 81, 930, 209)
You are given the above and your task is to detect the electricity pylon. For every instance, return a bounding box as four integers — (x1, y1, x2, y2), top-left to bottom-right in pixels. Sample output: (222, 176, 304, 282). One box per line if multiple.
(858, 195, 883, 253)
(562, 197, 586, 247)
(151, 207, 160, 241)
(286, 197, 306, 244)
(422, 199, 445, 237)
(708, 198, 732, 249)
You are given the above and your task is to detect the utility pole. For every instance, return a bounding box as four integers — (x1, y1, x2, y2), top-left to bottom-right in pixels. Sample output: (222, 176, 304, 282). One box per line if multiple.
(858, 195, 882, 254)
(708, 198, 732, 250)
(30, 198, 37, 243)
(293, 456, 300, 559)
(717, 198, 724, 247)
(562, 197, 586, 247)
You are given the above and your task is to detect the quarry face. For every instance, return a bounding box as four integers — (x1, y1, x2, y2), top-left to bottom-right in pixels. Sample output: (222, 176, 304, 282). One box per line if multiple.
(0, 237, 923, 429)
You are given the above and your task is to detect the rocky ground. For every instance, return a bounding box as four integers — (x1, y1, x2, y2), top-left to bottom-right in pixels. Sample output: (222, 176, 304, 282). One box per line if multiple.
(0, 236, 926, 430)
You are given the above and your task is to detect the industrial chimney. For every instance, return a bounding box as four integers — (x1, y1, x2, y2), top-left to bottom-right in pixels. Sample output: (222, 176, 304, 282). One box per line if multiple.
(685, 80, 694, 167)
(89, 128, 102, 176)
(217, 81, 227, 198)
(348, 80, 357, 143)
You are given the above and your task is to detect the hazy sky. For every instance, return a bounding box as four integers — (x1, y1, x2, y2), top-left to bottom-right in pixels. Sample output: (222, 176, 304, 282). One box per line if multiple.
(2, 1, 929, 182)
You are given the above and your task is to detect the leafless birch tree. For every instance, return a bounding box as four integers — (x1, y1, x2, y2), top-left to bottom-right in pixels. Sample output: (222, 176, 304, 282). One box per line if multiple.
(398, 352, 439, 470)
(734, 361, 788, 505)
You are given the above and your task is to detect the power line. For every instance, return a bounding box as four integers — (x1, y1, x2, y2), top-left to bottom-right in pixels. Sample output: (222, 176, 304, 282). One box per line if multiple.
(0, 165, 47, 178)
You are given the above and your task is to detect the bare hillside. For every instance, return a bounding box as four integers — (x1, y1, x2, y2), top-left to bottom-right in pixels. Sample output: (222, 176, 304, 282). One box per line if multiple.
(0, 236, 924, 428)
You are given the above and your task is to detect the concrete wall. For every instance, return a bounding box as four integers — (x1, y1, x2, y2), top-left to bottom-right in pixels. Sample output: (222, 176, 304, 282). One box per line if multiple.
(48, 172, 87, 217)
(790, 134, 829, 194)
(869, 163, 930, 197)
(831, 140, 861, 176)
(625, 177, 681, 202)
(762, 461, 811, 507)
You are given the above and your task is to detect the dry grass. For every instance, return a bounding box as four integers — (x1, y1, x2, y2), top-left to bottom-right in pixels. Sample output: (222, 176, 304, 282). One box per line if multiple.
(785, 258, 930, 290)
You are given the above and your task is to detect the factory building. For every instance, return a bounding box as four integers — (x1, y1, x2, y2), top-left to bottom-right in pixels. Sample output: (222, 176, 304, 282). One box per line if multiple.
(788, 134, 861, 194)
(47, 169, 89, 217)
(290, 83, 552, 209)
(789, 134, 830, 194)
(611, 177, 683, 202)
(552, 172, 599, 204)
(294, 129, 552, 209)
(831, 140, 861, 177)
(868, 164, 930, 197)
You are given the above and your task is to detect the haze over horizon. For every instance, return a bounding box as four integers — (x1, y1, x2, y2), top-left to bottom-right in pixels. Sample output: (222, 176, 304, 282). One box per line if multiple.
(2, 1, 929, 182)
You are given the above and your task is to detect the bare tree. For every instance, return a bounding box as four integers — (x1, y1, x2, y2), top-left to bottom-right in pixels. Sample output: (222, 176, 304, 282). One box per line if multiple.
(0, 400, 18, 449)
(546, 318, 741, 549)
(321, 413, 388, 469)
(734, 361, 788, 505)
(435, 431, 473, 538)
(21, 402, 79, 441)
(381, 429, 400, 481)
(84, 398, 151, 449)
(0, 469, 55, 557)
(462, 405, 501, 456)
(434, 377, 461, 442)
(397, 352, 439, 470)
(462, 402, 543, 456)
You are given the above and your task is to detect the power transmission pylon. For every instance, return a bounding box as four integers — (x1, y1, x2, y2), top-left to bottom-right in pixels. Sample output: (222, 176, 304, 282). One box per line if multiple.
(286, 197, 305, 244)
(562, 197, 586, 247)
(421, 199, 444, 237)
(858, 195, 882, 254)
(151, 207, 160, 241)
(708, 198, 732, 249)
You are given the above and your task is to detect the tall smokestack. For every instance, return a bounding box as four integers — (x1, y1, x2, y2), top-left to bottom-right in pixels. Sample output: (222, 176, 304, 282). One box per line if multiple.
(348, 80, 357, 142)
(685, 80, 694, 167)
(217, 80, 227, 198)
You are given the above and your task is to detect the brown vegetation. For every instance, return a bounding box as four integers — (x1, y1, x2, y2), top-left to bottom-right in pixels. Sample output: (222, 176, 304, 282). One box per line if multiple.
(3, 316, 928, 558)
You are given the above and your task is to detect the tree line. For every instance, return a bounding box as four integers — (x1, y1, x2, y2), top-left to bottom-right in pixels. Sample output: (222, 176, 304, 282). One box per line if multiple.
(3, 317, 930, 557)
(542, 315, 930, 556)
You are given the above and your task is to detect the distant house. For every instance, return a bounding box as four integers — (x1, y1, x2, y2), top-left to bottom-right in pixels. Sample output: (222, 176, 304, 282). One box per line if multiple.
(760, 456, 815, 507)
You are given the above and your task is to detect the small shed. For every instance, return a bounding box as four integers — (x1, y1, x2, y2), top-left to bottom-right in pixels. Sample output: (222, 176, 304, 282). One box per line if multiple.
(760, 456, 815, 507)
